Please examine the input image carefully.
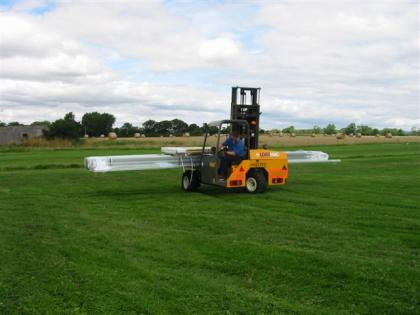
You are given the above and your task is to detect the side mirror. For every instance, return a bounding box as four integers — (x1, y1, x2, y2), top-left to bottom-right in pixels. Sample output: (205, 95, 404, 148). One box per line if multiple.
(262, 144, 268, 149)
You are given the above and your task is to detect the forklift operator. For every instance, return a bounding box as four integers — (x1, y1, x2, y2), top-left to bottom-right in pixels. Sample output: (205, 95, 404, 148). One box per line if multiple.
(219, 131, 245, 178)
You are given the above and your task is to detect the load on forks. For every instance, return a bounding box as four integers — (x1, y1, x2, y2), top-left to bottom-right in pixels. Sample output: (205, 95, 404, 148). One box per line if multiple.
(85, 87, 340, 193)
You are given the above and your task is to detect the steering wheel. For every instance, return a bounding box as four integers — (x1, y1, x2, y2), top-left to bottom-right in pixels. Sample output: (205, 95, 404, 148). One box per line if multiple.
(217, 146, 228, 157)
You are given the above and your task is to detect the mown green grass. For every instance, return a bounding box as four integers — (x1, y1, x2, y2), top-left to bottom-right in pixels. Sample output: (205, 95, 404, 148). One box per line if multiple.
(0, 143, 419, 314)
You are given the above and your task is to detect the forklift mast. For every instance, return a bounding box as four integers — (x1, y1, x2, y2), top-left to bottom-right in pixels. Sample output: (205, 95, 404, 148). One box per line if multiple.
(230, 87, 261, 149)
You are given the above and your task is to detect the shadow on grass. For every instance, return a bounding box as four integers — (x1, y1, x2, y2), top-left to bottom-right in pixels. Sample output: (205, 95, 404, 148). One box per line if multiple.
(1, 163, 83, 172)
(87, 184, 284, 200)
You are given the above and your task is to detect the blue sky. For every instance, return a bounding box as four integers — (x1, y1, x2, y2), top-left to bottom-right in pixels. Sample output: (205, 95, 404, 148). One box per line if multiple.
(0, 0, 419, 129)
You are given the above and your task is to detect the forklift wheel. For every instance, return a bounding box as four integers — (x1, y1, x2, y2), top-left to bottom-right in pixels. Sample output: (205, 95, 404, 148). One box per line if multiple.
(245, 169, 267, 193)
(181, 170, 200, 192)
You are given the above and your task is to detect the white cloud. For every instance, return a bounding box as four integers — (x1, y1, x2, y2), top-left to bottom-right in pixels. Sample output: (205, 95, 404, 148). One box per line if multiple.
(0, 1, 418, 129)
(38, 1, 208, 72)
(198, 37, 240, 63)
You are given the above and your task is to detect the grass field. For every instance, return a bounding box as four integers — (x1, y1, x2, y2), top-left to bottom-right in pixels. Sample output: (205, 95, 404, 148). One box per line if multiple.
(0, 143, 419, 314)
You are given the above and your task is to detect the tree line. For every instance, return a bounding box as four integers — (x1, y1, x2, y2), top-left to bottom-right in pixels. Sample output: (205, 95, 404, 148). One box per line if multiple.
(275, 123, 408, 136)
(0, 112, 208, 140)
(0, 112, 417, 140)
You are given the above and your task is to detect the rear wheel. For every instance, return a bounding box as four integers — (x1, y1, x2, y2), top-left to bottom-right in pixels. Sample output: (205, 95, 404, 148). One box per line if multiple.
(245, 169, 267, 193)
(181, 170, 200, 192)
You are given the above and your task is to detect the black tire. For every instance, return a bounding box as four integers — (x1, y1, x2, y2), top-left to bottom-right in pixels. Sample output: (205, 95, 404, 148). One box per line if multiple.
(245, 169, 267, 193)
(181, 170, 200, 192)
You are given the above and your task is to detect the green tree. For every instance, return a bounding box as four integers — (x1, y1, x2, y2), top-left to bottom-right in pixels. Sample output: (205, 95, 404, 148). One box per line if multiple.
(187, 123, 203, 136)
(313, 125, 321, 134)
(282, 126, 295, 134)
(116, 122, 140, 137)
(357, 125, 373, 136)
(323, 124, 336, 135)
(8, 121, 22, 126)
(143, 120, 157, 136)
(31, 120, 50, 126)
(381, 128, 405, 136)
(207, 125, 219, 135)
(81, 112, 115, 137)
(220, 126, 230, 134)
(344, 123, 357, 135)
(170, 119, 188, 136)
(155, 120, 172, 136)
(44, 112, 81, 140)
(200, 123, 218, 135)
(0, 122, 6, 127)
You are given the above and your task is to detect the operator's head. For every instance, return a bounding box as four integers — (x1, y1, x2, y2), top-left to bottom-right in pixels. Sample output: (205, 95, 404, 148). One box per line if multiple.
(231, 130, 240, 143)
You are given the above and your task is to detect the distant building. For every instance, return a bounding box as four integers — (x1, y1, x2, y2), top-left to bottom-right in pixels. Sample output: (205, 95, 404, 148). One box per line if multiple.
(0, 125, 48, 145)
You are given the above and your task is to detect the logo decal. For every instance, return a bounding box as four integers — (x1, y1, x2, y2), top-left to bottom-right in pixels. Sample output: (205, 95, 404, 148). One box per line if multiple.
(256, 151, 280, 158)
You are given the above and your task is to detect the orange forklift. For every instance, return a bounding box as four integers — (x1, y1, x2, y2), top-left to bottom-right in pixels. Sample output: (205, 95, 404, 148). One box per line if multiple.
(181, 87, 288, 193)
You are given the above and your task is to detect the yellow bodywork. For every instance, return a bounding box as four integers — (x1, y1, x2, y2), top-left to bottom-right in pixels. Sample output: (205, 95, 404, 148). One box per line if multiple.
(226, 149, 288, 188)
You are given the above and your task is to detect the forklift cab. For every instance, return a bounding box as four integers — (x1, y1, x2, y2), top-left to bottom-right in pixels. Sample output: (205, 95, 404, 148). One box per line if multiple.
(200, 120, 250, 186)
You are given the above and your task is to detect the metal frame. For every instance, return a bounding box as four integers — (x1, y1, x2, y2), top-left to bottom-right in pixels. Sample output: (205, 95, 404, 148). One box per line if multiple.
(230, 87, 261, 150)
(201, 119, 250, 154)
(200, 119, 250, 185)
